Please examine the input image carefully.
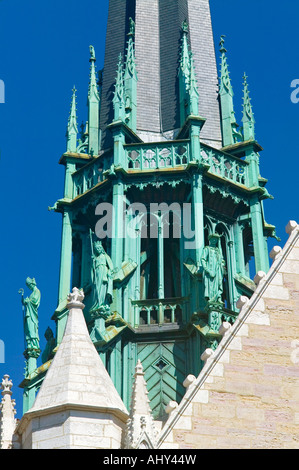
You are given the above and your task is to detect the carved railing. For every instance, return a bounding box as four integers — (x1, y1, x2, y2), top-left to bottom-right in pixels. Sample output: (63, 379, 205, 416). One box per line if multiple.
(72, 141, 248, 198)
(201, 144, 248, 186)
(125, 141, 191, 171)
(131, 298, 185, 326)
(72, 155, 111, 198)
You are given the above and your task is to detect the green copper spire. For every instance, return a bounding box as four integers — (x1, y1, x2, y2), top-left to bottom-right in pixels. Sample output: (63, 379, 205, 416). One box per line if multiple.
(113, 53, 125, 122)
(124, 18, 137, 132)
(66, 86, 78, 153)
(242, 73, 255, 141)
(219, 36, 242, 147)
(88, 45, 100, 156)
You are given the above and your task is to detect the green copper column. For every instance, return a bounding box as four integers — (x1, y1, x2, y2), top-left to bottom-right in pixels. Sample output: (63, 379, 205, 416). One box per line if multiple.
(250, 196, 269, 273)
(192, 172, 204, 268)
(158, 216, 165, 300)
(111, 181, 124, 313)
(246, 145, 269, 274)
(233, 222, 246, 276)
(64, 160, 76, 200)
(56, 209, 73, 344)
(58, 210, 72, 304)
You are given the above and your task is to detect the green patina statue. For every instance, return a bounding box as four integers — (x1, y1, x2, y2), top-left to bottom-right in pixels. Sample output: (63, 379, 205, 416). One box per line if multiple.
(90, 240, 114, 314)
(22, 277, 41, 351)
(201, 234, 225, 304)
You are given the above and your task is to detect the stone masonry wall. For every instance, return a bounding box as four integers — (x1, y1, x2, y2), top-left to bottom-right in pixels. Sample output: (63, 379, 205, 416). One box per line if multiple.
(159, 223, 299, 449)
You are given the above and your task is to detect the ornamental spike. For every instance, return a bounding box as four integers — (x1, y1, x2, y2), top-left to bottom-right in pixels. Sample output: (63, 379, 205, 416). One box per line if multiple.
(124, 18, 137, 131)
(219, 35, 233, 96)
(124, 18, 137, 80)
(113, 53, 125, 122)
(242, 72, 255, 141)
(219, 36, 243, 146)
(88, 45, 100, 102)
(66, 86, 78, 153)
(179, 20, 191, 81)
(88, 45, 100, 155)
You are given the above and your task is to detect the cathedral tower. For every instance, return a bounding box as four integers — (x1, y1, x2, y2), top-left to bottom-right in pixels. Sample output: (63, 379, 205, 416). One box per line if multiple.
(21, 0, 276, 420)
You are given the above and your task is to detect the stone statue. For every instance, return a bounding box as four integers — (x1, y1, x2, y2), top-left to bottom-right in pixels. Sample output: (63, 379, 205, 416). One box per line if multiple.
(90, 241, 114, 314)
(22, 277, 41, 351)
(201, 234, 225, 304)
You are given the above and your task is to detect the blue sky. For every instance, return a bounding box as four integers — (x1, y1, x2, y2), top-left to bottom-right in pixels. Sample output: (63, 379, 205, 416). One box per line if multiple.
(0, 0, 298, 419)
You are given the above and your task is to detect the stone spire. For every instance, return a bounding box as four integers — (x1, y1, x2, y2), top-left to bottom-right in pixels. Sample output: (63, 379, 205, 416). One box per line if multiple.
(242, 73, 255, 141)
(30, 288, 128, 416)
(88, 45, 100, 156)
(0, 375, 17, 449)
(66, 86, 78, 153)
(17, 288, 128, 449)
(124, 360, 158, 449)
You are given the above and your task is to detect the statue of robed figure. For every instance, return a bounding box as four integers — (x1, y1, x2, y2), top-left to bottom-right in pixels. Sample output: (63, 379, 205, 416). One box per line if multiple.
(201, 234, 225, 304)
(22, 277, 41, 351)
(90, 239, 114, 315)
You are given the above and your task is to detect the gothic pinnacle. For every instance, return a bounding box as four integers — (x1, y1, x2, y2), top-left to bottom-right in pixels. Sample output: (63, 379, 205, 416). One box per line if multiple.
(219, 35, 233, 96)
(66, 86, 78, 153)
(219, 36, 242, 146)
(124, 18, 137, 131)
(88, 45, 100, 102)
(113, 53, 125, 122)
(242, 72, 255, 141)
(88, 45, 100, 155)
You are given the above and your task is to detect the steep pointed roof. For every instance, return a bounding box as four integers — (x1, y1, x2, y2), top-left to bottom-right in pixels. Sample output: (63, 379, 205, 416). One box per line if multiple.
(125, 360, 158, 449)
(30, 288, 128, 420)
(100, 0, 222, 147)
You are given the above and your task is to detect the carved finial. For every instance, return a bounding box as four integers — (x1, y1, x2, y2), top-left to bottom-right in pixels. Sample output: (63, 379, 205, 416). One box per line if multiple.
(219, 35, 226, 53)
(1, 375, 13, 396)
(135, 359, 144, 376)
(182, 19, 189, 34)
(128, 17, 135, 37)
(67, 287, 85, 308)
(89, 45, 96, 62)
